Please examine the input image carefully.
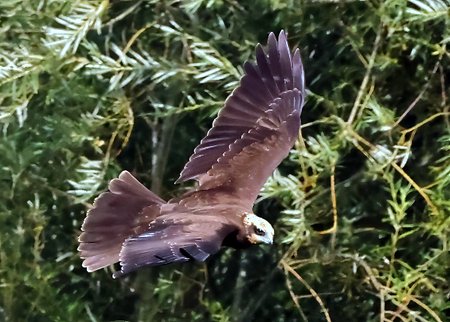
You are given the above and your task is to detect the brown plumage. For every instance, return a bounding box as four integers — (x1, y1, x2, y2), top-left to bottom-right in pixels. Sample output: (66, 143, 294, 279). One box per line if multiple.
(78, 31, 305, 278)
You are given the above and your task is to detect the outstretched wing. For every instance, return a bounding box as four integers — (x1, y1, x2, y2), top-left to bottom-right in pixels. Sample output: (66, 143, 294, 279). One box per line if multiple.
(177, 30, 305, 206)
(113, 213, 236, 278)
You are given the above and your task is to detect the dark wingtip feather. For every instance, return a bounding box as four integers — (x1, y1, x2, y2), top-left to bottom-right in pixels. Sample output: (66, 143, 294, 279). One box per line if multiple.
(268, 31, 277, 44)
(292, 48, 305, 94)
(267, 32, 279, 61)
(277, 30, 293, 90)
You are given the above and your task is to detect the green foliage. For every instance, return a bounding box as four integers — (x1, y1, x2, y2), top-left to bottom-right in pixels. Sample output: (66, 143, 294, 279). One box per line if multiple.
(0, 0, 449, 321)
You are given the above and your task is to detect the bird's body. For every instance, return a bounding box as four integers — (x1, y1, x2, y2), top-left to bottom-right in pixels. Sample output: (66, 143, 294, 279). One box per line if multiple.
(78, 31, 305, 278)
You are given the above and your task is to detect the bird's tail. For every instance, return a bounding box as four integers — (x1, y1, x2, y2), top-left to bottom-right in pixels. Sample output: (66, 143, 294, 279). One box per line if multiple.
(78, 171, 165, 272)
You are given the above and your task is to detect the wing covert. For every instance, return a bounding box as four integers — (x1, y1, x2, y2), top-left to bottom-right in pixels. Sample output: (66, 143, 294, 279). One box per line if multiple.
(198, 89, 302, 205)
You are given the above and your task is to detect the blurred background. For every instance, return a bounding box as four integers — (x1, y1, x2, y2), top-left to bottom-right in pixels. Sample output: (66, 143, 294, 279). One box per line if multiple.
(0, 0, 449, 321)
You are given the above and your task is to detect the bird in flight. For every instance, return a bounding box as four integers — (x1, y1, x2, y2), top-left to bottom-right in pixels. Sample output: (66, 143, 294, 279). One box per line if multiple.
(78, 30, 305, 278)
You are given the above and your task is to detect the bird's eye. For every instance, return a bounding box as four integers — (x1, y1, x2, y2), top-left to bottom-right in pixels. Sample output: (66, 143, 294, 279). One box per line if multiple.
(254, 226, 265, 236)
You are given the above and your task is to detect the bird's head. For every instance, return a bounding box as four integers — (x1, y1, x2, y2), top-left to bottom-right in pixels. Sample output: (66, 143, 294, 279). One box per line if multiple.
(243, 213, 274, 245)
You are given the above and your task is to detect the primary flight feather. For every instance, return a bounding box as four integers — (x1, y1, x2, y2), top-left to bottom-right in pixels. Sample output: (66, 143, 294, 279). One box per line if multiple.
(78, 30, 305, 278)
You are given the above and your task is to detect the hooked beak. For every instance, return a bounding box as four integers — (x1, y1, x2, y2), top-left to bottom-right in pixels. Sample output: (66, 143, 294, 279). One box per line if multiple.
(263, 234, 274, 245)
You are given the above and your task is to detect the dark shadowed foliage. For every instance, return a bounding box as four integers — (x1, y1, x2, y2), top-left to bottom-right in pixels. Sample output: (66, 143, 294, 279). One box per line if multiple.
(0, 1, 448, 321)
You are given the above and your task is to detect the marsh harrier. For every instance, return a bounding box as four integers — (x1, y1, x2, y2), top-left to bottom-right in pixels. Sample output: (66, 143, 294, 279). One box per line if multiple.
(78, 31, 305, 278)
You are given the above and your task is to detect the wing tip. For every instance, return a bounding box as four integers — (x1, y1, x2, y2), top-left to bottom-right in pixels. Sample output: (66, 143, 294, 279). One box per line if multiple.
(268, 31, 277, 43)
(267, 30, 288, 48)
(278, 29, 287, 42)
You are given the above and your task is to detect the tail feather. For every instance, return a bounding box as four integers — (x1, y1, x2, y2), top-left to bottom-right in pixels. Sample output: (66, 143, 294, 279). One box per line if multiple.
(109, 171, 164, 202)
(78, 171, 164, 272)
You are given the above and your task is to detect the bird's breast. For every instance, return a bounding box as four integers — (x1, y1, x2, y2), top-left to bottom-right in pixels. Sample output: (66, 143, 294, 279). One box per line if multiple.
(222, 229, 252, 249)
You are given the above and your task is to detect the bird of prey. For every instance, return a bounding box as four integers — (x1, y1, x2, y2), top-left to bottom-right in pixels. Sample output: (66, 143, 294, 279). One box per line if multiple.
(78, 30, 305, 278)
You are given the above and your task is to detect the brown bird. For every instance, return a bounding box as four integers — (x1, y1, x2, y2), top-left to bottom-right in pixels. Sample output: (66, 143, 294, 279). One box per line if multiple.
(78, 30, 305, 278)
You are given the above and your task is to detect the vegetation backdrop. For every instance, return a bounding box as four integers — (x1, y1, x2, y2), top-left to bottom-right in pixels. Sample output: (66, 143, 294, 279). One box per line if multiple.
(0, 0, 449, 321)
